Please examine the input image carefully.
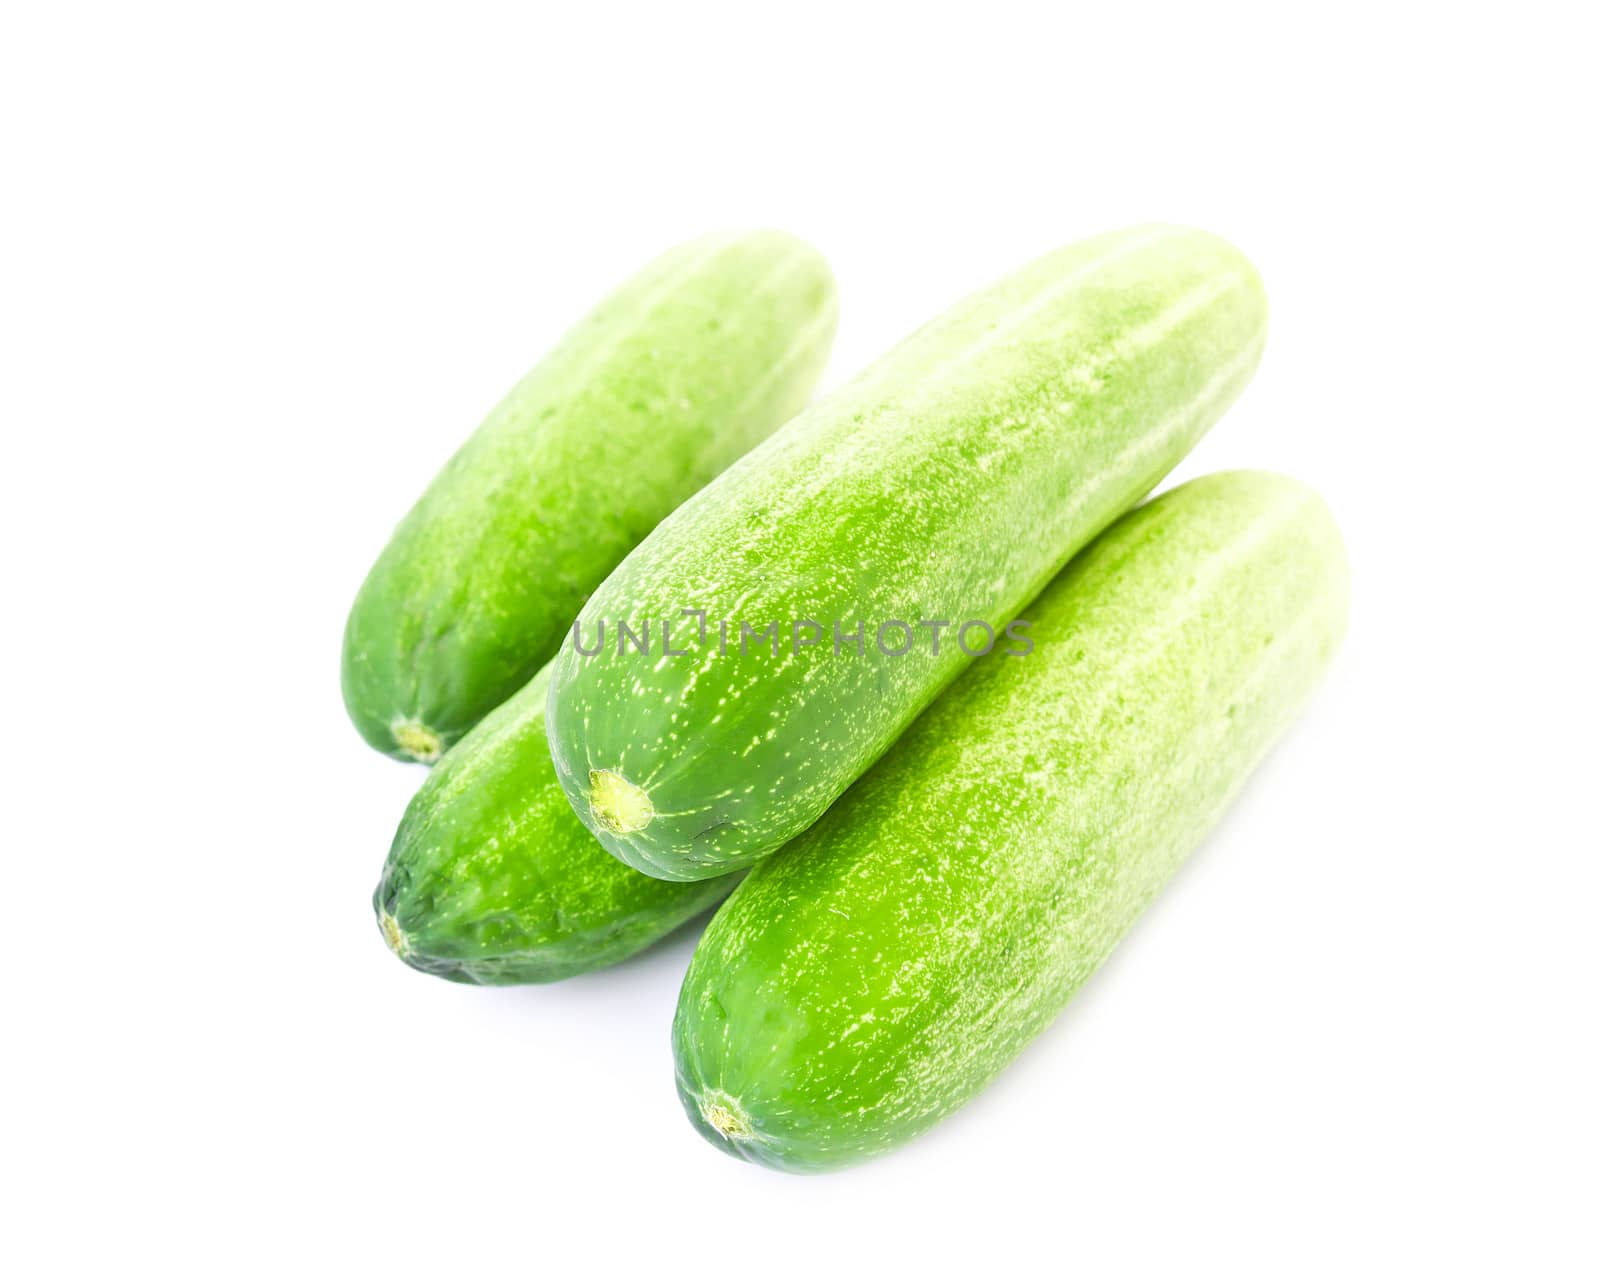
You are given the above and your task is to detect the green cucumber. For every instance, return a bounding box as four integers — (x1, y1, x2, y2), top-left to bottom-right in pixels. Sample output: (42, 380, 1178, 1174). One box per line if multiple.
(342, 230, 837, 763)
(548, 224, 1268, 879)
(374, 662, 740, 984)
(672, 470, 1349, 1170)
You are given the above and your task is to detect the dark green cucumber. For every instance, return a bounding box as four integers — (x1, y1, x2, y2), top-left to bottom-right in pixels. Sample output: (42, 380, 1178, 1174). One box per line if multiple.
(342, 231, 837, 763)
(672, 471, 1349, 1170)
(547, 224, 1268, 879)
(374, 662, 740, 984)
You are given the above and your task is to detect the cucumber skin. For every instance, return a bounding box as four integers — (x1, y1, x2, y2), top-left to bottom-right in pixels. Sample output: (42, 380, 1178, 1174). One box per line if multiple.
(374, 662, 740, 985)
(548, 225, 1269, 879)
(672, 471, 1349, 1171)
(342, 230, 838, 762)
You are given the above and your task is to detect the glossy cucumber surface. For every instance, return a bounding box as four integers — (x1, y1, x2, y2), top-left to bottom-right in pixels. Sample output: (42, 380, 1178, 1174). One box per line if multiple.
(375, 663, 740, 985)
(343, 231, 837, 762)
(549, 225, 1269, 878)
(672, 471, 1349, 1170)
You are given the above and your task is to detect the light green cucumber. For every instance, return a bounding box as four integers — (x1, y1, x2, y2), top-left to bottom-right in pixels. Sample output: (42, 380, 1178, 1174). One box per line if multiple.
(374, 662, 740, 984)
(548, 224, 1268, 879)
(673, 470, 1349, 1170)
(342, 231, 837, 763)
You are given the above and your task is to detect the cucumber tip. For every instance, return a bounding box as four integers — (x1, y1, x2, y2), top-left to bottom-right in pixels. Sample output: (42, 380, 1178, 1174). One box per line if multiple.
(391, 718, 443, 764)
(699, 1090, 756, 1142)
(379, 909, 410, 959)
(587, 769, 654, 834)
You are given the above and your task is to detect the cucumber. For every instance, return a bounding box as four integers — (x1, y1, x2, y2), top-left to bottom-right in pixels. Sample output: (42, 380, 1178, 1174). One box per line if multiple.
(672, 471, 1350, 1170)
(374, 662, 741, 984)
(342, 230, 838, 763)
(547, 224, 1268, 879)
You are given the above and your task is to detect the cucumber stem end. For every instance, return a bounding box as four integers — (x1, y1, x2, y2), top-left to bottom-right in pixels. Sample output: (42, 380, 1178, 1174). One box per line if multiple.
(379, 909, 410, 959)
(588, 769, 654, 834)
(391, 718, 443, 764)
(700, 1090, 756, 1142)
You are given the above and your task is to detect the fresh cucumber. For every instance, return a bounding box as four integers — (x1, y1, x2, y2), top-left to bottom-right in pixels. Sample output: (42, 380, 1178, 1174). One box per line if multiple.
(342, 231, 837, 763)
(548, 224, 1268, 878)
(672, 470, 1349, 1170)
(374, 662, 740, 984)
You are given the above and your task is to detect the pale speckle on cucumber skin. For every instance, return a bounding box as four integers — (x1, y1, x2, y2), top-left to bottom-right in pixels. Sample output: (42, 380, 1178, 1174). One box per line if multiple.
(673, 472, 1351, 1170)
(549, 226, 1272, 879)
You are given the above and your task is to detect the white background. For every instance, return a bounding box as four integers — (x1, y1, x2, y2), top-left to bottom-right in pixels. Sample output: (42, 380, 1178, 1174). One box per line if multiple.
(4, 2, 1596, 1261)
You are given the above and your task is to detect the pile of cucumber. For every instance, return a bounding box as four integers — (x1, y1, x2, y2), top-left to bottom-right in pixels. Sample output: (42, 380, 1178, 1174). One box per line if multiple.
(346, 225, 1348, 1171)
